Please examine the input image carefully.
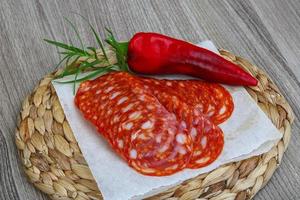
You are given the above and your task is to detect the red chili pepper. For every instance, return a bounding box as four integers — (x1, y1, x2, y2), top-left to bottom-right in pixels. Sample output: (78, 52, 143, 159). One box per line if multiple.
(126, 32, 258, 86)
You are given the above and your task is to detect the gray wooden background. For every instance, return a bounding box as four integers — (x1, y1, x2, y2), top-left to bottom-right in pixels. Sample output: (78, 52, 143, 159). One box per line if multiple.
(0, 0, 299, 199)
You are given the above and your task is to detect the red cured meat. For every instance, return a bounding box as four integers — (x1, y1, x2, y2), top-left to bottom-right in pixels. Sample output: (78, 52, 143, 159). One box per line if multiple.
(139, 77, 225, 168)
(169, 80, 233, 125)
(75, 72, 194, 176)
(75, 72, 233, 175)
(140, 78, 233, 125)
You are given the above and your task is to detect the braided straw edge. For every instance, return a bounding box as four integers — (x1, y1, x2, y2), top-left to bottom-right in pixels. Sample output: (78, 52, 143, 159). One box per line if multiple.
(15, 49, 294, 200)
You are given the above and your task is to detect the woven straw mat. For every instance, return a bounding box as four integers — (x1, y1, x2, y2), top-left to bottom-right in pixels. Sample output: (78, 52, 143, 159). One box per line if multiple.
(15, 49, 294, 200)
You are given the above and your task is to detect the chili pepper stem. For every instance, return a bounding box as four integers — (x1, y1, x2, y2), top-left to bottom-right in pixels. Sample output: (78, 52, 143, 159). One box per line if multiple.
(104, 29, 129, 71)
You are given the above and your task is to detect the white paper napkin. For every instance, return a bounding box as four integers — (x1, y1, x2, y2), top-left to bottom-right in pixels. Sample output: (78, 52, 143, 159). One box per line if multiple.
(52, 41, 282, 200)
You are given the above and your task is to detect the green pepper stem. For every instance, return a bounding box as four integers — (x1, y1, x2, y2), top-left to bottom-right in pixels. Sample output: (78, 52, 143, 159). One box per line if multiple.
(104, 30, 129, 71)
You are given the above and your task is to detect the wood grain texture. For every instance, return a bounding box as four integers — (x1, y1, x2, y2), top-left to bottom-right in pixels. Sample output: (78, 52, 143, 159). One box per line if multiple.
(0, 0, 299, 199)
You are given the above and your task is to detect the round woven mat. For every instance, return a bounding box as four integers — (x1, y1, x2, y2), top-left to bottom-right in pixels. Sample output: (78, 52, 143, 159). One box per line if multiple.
(15, 49, 294, 200)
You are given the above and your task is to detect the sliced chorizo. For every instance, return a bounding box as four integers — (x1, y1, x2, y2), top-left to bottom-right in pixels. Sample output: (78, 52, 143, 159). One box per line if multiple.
(75, 72, 193, 176)
(140, 77, 233, 124)
(140, 77, 224, 168)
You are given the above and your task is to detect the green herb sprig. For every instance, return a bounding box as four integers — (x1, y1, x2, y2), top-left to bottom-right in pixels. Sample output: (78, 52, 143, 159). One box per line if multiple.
(44, 15, 128, 94)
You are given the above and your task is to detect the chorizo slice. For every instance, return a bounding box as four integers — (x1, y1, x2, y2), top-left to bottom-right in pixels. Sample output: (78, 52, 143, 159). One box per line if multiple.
(140, 77, 233, 124)
(140, 77, 224, 168)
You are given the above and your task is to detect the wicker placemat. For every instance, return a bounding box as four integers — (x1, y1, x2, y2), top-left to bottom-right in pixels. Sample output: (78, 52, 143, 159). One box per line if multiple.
(15, 49, 294, 200)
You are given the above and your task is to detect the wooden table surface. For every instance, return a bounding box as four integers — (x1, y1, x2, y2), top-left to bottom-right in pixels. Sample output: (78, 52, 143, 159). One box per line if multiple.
(0, 0, 299, 199)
